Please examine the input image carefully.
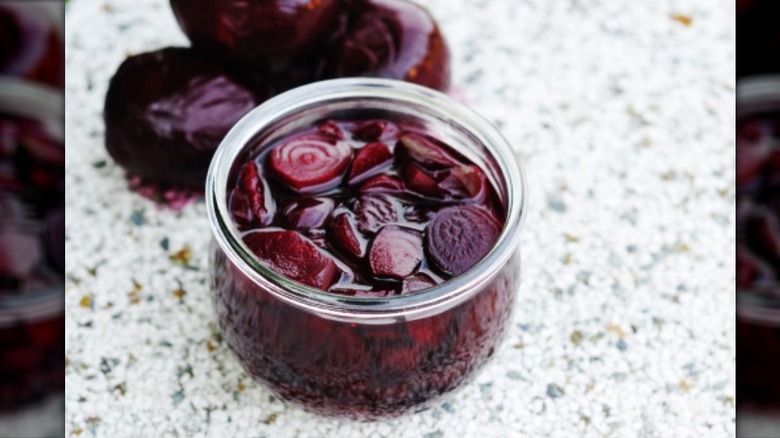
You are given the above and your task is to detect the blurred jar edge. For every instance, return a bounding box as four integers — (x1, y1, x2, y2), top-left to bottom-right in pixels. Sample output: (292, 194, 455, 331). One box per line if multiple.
(0, 77, 63, 141)
(738, 75, 780, 327)
(0, 76, 63, 326)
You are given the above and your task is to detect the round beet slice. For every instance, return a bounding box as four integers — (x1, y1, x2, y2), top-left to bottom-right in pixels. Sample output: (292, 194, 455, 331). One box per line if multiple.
(426, 205, 502, 276)
(329, 212, 367, 259)
(269, 133, 352, 193)
(368, 225, 423, 279)
(243, 230, 342, 290)
(104, 47, 258, 189)
(347, 141, 393, 185)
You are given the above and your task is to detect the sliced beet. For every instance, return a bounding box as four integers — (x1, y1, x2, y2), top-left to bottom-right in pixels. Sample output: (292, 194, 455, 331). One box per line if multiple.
(282, 197, 335, 230)
(357, 174, 404, 194)
(436, 165, 487, 200)
(235, 161, 274, 226)
(243, 230, 342, 290)
(426, 205, 502, 276)
(352, 194, 400, 234)
(402, 272, 439, 294)
(368, 226, 423, 279)
(401, 163, 441, 197)
(347, 141, 393, 185)
(396, 133, 459, 169)
(353, 120, 398, 142)
(329, 212, 367, 259)
(269, 133, 352, 193)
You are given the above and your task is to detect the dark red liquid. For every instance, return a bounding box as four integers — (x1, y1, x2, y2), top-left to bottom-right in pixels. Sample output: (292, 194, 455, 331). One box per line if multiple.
(0, 313, 65, 410)
(737, 111, 780, 409)
(0, 111, 64, 411)
(213, 119, 518, 418)
(228, 120, 505, 295)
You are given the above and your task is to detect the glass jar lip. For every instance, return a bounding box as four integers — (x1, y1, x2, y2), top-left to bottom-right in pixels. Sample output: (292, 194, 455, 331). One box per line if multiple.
(0, 281, 64, 325)
(206, 78, 527, 323)
(0, 77, 63, 141)
(737, 75, 780, 325)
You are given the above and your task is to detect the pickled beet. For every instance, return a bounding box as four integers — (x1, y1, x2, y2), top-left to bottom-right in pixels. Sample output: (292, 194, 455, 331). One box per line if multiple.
(243, 230, 341, 290)
(426, 205, 502, 276)
(229, 119, 504, 295)
(323, 0, 451, 91)
(368, 226, 423, 279)
(269, 133, 352, 192)
(104, 47, 259, 189)
(347, 141, 393, 184)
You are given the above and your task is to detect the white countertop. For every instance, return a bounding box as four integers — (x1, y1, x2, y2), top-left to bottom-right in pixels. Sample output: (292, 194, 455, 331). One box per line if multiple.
(64, 0, 736, 436)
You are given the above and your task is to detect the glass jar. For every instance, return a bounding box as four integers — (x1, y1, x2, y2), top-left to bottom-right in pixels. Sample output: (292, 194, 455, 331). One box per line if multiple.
(737, 76, 780, 410)
(206, 78, 527, 419)
(0, 77, 64, 436)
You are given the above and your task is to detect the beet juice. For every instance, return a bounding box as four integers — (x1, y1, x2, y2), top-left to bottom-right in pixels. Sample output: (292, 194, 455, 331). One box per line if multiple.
(207, 79, 526, 419)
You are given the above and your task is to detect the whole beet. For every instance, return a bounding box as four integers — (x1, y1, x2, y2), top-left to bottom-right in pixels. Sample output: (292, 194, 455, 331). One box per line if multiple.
(104, 47, 259, 189)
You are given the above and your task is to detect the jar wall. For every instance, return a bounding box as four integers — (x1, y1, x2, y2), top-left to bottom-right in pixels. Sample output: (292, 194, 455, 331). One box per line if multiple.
(210, 241, 520, 419)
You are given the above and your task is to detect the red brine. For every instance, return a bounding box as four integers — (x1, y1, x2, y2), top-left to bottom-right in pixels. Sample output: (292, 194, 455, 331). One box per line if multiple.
(227, 120, 505, 295)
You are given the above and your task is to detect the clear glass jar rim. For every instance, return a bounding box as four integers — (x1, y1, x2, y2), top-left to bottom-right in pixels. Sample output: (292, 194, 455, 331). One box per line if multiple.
(0, 77, 64, 141)
(206, 78, 527, 323)
(737, 75, 780, 325)
(0, 283, 64, 325)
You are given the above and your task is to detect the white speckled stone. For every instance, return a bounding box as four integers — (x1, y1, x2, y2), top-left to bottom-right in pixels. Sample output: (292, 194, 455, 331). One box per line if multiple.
(65, 0, 735, 436)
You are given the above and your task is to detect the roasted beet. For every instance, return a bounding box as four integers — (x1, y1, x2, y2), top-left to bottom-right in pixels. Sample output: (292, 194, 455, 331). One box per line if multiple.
(104, 47, 259, 189)
(243, 230, 342, 290)
(323, 0, 450, 91)
(269, 132, 352, 193)
(170, 0, 341, 74)
(426, 205, 502, 276)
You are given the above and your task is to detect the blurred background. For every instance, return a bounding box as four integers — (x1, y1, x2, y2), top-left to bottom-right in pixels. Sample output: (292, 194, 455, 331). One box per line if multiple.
(0, 1, 64, 438)
(737, 0, 780, 436)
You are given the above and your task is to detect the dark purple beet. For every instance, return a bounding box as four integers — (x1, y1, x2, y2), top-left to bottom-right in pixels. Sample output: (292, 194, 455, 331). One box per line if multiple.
(426, 205, 502, 276)
(104, 47, 259, 189)
(323, 0, 451, 91)
(347, 141, 392, 184)
(282, 197, 335, 230)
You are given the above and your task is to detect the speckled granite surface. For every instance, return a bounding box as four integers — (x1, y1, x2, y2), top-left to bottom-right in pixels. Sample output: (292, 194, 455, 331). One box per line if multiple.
(65, 0, 735, 436)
